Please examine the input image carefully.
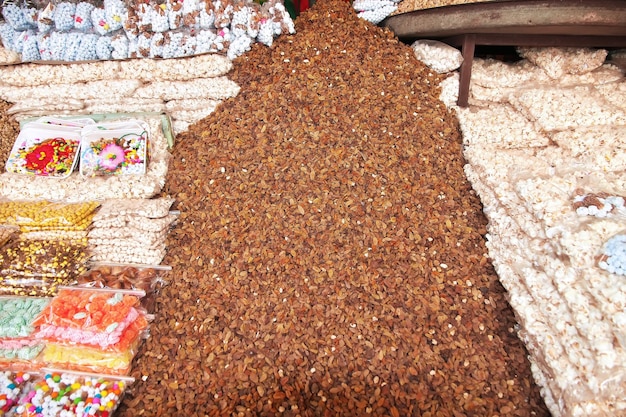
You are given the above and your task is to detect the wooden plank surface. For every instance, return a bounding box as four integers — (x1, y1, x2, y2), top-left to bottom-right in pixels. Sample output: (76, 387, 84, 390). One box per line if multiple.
(381, 0, 626, 40)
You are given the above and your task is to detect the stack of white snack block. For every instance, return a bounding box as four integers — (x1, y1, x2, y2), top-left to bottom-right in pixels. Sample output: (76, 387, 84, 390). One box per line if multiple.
(0, 115, 170, 202)
(88, 197, 177, 265)
(440, 47, 626, 416)
(0, 53, 239, 134)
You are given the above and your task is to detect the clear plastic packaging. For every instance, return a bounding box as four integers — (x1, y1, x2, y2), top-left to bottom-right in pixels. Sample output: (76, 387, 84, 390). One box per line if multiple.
(0, 200, 100, 232)
(76, 263, 170, 312)
(32, 287, 149, 349)
(0, 297, 50, 339)
(16, 369, 132, 417)
(0, 238, 90, 297)
(0, 370, 36, 413)
(80, 120, 149, 177)
(5, 123, 82, 178)
(598, 232, 626, 276)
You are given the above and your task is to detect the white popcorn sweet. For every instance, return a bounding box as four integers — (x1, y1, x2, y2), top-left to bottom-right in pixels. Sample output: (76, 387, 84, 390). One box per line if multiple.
(133, 76, 240, 100)
(456, 104, 549, 149)
(508, 86, 626, 132)
(459, 45, 626, 414)
(517, 47, 608, 79)
(0, 79, 142, 103)
(411, 39, 463, 74)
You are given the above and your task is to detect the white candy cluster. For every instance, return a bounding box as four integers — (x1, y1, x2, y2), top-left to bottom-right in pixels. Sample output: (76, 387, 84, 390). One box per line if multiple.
(442, 47, 626, 416)
(599, 234, 626, 276)
(0, 53, 239, 133)
(0, 115, 171, 202)
(353, 0, 401, 24)
(0, 0, 295, 62)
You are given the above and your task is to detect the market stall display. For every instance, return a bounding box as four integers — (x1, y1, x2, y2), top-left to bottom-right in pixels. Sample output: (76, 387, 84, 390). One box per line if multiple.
(452, 47, 626, 416)
(0, 0, 623, 415)
(0, 0, 295, 61)
(0, 115, 171, 202)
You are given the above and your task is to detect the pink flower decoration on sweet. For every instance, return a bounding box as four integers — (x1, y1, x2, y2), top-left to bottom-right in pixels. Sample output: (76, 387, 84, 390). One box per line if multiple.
(75, 16, 83, 23)
(100, 143, 126, 171)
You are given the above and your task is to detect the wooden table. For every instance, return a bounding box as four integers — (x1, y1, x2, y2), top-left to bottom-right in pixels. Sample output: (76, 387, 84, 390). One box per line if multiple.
(380, 0, 626, 107)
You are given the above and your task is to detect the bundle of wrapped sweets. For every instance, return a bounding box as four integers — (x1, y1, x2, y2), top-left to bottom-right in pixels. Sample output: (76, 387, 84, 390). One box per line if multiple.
(88, 197, 178, 265)
(450, 46, 626, 416)
(0, 0, 295, 62)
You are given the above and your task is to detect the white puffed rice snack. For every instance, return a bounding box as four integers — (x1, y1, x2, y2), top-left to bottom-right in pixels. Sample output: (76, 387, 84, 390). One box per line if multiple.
(411, 39, 463, 73)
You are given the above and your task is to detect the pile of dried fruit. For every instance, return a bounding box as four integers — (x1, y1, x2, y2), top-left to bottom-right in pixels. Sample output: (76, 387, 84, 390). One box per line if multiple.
(117, 0, 550, 415)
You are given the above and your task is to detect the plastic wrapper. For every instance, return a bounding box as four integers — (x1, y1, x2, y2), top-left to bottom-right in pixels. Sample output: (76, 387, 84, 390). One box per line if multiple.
(598, 232, 626, 276)
(4, 123, 81, 178)
(0, 200, 100, 232)
(0, 227, 18, 249)
(74, 2, 96, 32)
(2, 4, 36, 32)
(76, 263, 169, 312)
(411, 39, 463, 74)
(0, 297, 49, 339)
(93, 197, 174, 220)
(0, 238, 90, 297)
(32, 287, 148, 350)
(16, 369, 132, 417)
(80, 120, 149, 177)
(517, 47, 608, 79)
(573, 190, 626, 219)
(40, 341, 137, 376)
(0, 339, 45, 367)
(91, 211, 178, 232)
(0, 370, 35, 414)
(53, 2, 76, 32)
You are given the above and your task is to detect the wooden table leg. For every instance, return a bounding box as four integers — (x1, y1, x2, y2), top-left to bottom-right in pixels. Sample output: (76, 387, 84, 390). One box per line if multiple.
(457, 34, 475, 107)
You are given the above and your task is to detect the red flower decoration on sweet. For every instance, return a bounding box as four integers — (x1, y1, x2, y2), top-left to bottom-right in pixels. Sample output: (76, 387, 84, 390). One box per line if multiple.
(75, 16, 83, 23)
(24, 143, 54, 171)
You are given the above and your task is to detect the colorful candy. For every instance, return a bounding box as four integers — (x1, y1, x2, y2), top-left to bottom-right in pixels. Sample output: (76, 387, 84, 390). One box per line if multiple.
(16, 371, 130, 417)
(33, 288, 148, 350)
(0, 297, 50, 338)
(0, 371, 32, 413)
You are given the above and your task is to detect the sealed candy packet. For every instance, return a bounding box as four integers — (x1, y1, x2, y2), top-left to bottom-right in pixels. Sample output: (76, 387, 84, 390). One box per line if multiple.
(5, 117, 94, 178)
(80, 120, 149, 177)
(15, 369, 133, 416)
(32, 287, 149, 349)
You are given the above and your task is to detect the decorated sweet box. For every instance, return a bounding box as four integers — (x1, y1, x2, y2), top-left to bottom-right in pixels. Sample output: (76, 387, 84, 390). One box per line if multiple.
(79, 120, 149, 177)
(4, 118, 91, 178)
(4, 117, 150, 179)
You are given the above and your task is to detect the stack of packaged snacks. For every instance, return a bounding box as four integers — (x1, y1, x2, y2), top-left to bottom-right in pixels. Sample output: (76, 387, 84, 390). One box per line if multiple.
(0, 201, 98, 297)
(32, 288, 149, 376)
(88, 197, 177, 265)
(0, 298, 49, 369)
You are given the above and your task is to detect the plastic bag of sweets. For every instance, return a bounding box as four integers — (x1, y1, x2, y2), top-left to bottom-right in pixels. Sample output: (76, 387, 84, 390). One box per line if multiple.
(53, 2, 76, 32)
(0, 238, 90, 297)
(0, 297, 50, 339)
(40, 317, 148, 375)
(76, 263, 170, 312)
(0, 339, 45, 369)
(0, 200, 100, 232)
(74, 1, 96, 32)
(1, 3, 36, 31)
(0, 370, 35, 414)
(31, 287, 148, 349)
(0, 227, 18, 249)
(15, 370, 133, 417)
